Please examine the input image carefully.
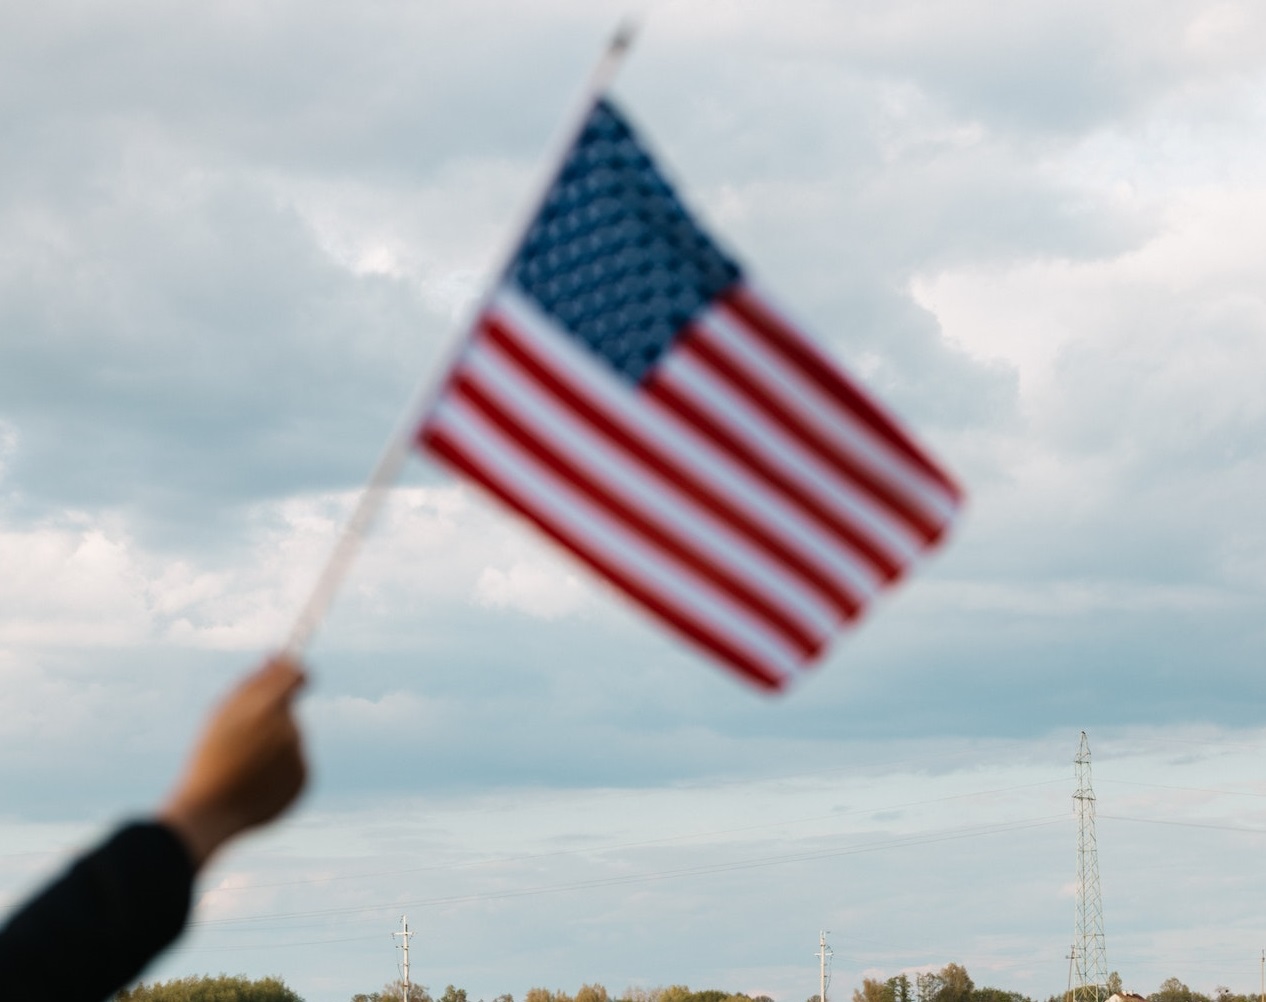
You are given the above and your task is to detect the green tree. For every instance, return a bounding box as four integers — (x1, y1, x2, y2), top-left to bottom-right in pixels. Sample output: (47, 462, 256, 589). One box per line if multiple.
(913, 963, 977, 1002)
(1149, 979, 1212, 1002)
(1151, 979, 1191, 1002)
(971, 989, 1032, 1002)
(118, 975, 302, 1002)
(441, 986, 469, 1002)
(888, 976, 913, 1002)
(938, 964, 975, 1002)
(854, 979, 894, 1002)
(1107, 975, 1124, 997)
(352, 981, 432, 1002)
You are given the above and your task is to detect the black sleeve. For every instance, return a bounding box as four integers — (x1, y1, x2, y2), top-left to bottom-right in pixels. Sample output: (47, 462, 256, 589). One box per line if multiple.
(0, 821, 195, 1002)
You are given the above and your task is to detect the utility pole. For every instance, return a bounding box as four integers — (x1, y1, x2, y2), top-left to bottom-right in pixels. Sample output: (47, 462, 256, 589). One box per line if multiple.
(394, 915, 415, 1002)
(1258, 948, 1263, 1002)
(817, 931, 833, 1002)
(1073, 733, 1108, 1002)
(1065, 945, 1076, 1002)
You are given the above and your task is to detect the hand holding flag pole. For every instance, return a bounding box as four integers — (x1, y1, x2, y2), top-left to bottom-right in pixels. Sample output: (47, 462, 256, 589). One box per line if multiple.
(284, 20, 963, 689)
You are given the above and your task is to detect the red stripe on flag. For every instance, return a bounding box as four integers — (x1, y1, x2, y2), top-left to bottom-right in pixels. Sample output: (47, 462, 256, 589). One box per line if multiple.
(679, 329, 948, 545)
(480, 316, 865, 622)
(722, 287, 964, 504)
(642, 368, 907, 584)
(448, 368, 825, 658)
(420, 423, 786, 690)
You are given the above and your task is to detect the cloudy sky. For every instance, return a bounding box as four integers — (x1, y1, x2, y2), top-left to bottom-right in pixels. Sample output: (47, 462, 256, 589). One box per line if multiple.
(3, 1, 1266, 1000)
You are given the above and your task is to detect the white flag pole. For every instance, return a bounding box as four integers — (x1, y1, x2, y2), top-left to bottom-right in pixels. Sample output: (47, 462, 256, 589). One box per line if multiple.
(282, 20, 639, 660)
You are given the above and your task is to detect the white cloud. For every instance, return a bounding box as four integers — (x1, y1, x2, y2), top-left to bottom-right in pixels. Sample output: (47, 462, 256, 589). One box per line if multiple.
(0, 483, 556, 653)
(475, 559, 589, 620)
(0, 521, 152, 647)
(274, 159, 529, 314)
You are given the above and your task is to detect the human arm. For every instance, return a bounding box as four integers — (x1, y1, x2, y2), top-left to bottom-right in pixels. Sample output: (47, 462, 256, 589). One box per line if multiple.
(0, 655, 308, 1001)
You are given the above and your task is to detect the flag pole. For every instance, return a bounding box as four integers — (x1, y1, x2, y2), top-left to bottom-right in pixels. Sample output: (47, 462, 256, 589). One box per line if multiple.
(281, 20, 639, 660)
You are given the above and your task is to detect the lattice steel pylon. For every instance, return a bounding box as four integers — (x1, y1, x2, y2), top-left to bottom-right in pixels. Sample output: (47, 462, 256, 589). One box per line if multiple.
(1073, 731, 1109, 1002)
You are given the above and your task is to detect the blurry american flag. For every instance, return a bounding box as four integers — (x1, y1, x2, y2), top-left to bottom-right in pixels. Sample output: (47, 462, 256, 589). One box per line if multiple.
(417, 97, 963, 691)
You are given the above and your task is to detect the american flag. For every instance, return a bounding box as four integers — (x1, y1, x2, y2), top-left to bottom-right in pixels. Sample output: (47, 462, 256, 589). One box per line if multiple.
(416, 97, 963, 691)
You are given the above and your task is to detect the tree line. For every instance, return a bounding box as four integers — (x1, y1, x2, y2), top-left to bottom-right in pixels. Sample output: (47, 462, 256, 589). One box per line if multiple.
(116, 974, 303, 1001)
(849, 962, 1265, 1002)
(114, 968, 1266, 1002)
(353, 985, 773, 1002)
(118, 980, 773, 1002)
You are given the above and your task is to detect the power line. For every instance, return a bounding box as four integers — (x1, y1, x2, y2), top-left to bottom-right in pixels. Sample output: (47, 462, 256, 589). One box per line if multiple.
(1099, 779, 1266, 800)
(184, 778, 1067, 897)
(188, 814, 1065, 931)
(1099, 815, 1266, 836)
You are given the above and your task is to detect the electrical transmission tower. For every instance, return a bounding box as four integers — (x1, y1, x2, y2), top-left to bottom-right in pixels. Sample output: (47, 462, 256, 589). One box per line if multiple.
(1073, 732, 1108, 1002)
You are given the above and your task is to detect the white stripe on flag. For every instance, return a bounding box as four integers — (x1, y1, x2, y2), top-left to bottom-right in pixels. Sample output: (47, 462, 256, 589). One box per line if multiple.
(653, 333, 923, 565)
(461, 336, 839, 642)
(725, 283, 963, 503)
(427, 392, 804, 684)
(703, 302, 958, 524)
(488, 287, 886, 603)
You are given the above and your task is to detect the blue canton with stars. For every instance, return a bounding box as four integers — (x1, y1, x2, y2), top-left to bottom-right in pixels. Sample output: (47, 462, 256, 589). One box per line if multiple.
(509, 98, 742, 384)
